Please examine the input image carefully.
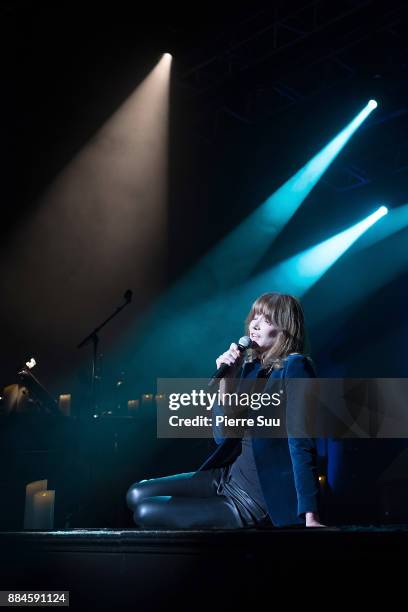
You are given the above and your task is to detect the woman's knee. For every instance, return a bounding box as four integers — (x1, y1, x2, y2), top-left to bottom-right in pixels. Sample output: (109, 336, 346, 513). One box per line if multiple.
(133, 497, 167, 527)
(132, 499, 157, 527)
(126, 480, 148, 511)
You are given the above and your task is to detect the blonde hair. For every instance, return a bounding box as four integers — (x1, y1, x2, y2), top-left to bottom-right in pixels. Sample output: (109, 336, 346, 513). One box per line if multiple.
(245, 292, 306, 370)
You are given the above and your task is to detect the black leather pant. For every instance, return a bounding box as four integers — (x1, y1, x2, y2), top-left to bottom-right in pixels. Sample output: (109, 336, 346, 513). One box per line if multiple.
(126, 467, 249, 529)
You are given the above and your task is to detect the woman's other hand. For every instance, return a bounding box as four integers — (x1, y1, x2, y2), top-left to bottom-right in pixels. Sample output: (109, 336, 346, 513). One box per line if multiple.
(305, 512, 326, 527)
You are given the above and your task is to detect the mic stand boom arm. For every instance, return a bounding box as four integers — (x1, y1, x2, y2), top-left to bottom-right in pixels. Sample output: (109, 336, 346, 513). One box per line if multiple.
(77, 290, 132, 416)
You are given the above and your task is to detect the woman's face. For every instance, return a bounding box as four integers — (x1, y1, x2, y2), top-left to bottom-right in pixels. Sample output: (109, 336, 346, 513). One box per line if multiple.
(248, 312, 280, 353)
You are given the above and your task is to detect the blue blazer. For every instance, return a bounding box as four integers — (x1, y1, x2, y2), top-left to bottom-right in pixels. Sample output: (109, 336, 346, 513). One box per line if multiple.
(197, 354, 320, 527)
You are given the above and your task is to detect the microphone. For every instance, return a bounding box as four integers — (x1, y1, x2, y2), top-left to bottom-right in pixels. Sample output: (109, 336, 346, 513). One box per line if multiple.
(208, 336, 253, 387)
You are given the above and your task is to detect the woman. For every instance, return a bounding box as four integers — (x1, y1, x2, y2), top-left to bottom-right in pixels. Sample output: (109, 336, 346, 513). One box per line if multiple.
(126, 292, 325, 529)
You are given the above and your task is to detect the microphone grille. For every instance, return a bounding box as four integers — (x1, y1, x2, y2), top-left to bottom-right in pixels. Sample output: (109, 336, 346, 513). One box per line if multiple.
(238, 335, 252, 349)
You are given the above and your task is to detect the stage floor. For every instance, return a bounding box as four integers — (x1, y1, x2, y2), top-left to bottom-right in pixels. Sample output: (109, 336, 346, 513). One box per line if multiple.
(1, 527, 406, 609)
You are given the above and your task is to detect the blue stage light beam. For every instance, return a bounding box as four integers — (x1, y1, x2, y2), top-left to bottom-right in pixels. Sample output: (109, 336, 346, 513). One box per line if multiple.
(237, 206, 388, 300)
(305, 203, 408, 330)
(345, 203, 408, 254)
(193, 100, 379, 289)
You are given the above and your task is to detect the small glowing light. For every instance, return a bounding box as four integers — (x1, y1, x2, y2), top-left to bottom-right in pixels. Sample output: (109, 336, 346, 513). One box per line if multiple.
(367, 99, 378, 110)
(377, 205, 388, 216)
(93, 414, 99, 419)
(25, 358, 36, 370)
(128, 400, 139, 413)
(163, 52, 172, 60)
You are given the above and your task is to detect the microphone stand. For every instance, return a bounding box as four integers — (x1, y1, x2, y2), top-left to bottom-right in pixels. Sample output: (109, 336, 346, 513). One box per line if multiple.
(77, 290, 132, 416)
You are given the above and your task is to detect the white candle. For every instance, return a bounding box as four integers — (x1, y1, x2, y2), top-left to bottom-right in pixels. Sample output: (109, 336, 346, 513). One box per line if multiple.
(58, 394, 71, 416)
(24, 480, 48, 529)
(32, 490, 55, 529)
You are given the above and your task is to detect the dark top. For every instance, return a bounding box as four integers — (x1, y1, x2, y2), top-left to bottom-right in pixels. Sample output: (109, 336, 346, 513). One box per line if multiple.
(227, 361, 268, 511)
(228, 434, 267, 511)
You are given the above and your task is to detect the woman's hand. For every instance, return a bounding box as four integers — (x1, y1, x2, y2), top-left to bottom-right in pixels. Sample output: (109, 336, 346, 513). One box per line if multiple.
(305, 512, 326, 527)
(216, 343, 244, 400)
(216, 343, 244, 378)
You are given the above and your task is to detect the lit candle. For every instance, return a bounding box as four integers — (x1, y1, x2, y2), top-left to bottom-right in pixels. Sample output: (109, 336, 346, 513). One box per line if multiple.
(318, 475, 327, 487)
(32, 490, 55, 529)
(142, 393, 153, 405)
(127, 399, 140, 415)
(58, 394, 71, 416)
(24, 480, 48, 529)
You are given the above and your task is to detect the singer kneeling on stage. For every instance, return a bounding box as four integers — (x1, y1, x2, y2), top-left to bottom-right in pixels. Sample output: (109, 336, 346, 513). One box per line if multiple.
(126, 292, 325, 529)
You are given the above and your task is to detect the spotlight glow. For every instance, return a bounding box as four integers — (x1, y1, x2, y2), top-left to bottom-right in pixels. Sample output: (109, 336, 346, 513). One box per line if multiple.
(377, 205, 388, 216)
(368, 99, 378, 110)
